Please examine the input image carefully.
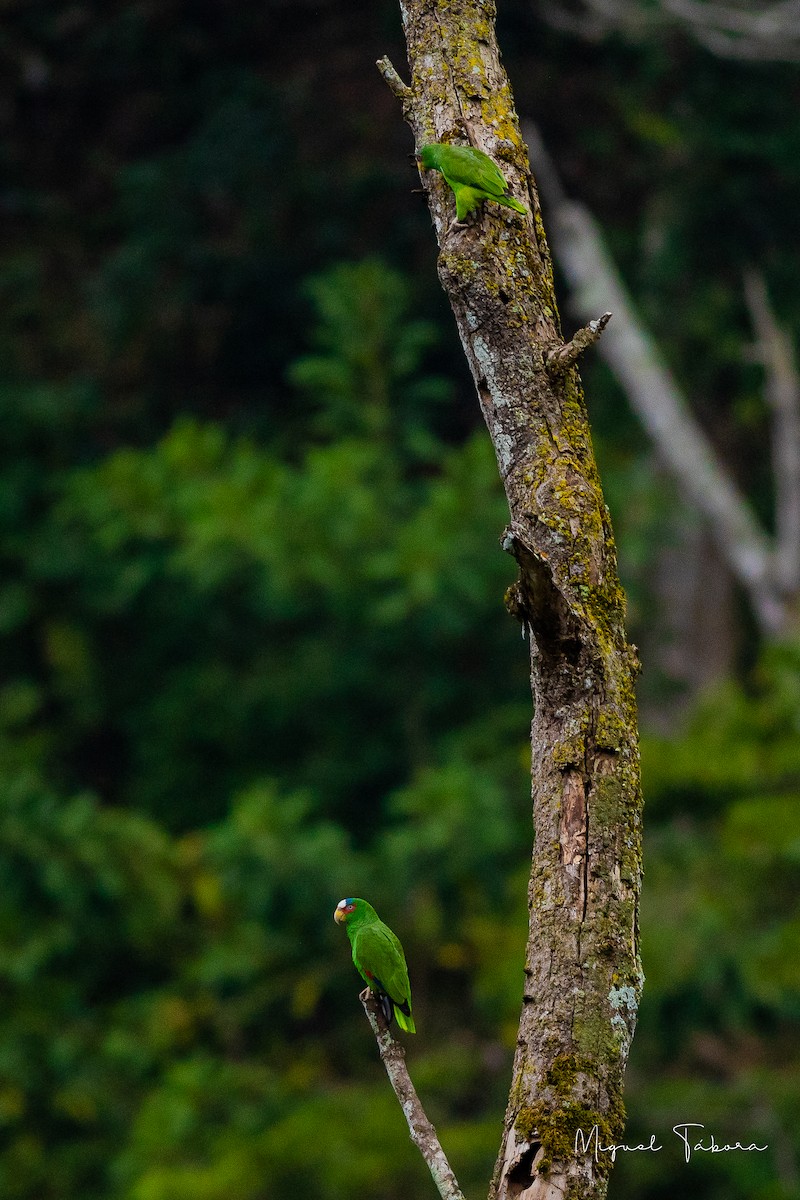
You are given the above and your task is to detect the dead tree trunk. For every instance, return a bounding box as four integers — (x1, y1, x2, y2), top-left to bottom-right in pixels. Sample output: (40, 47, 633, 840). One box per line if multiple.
(379, 3, 644, 1199)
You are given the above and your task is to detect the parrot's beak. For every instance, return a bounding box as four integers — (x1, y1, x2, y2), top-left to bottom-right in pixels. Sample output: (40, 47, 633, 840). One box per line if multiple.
(333, 907, 345, 924)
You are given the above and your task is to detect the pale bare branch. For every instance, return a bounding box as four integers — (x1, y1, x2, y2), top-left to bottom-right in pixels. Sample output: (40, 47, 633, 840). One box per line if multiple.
(744, 268, 800, 593)
(523, 120, 790, 634)
(359, 990, 466, 1200)
(539, 0, 800, 62)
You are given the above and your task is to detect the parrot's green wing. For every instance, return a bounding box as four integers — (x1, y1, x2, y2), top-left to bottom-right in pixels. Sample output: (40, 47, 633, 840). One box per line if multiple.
(436, 145, 511, 199)
(422, 143, 527, 218)
(352, 920, 415, 1032)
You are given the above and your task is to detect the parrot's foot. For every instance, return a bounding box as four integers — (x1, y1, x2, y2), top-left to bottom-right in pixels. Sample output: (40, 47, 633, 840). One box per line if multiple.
(447, 218, 470, 235)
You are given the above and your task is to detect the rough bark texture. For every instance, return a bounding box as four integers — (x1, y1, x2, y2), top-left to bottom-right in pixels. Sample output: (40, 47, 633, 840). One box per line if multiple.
(381, 4, 644, 1199)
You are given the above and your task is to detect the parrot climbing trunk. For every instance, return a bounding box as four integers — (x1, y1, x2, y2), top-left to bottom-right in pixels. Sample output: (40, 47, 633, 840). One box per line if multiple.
(419, 142, 527, 223)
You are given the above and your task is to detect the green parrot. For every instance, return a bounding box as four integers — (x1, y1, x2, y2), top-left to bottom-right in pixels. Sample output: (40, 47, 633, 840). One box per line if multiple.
(334, 897, 416, 1033)
(418, 142, 528, 224)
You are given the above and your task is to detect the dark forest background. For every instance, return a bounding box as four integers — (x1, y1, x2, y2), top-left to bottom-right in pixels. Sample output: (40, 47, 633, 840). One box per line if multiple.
(1, 1, 799, 1197)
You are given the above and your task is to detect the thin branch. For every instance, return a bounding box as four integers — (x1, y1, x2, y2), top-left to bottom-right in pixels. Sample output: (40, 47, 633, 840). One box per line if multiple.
(376, 56, 413, 101)
(743, 267, 800, 594)
(539, 0, 800, 62)
(544, 311, 612, 375)
(523, 120, 790, 635)
(663, 0, 800, 61)
(359, 989, 467, 1200)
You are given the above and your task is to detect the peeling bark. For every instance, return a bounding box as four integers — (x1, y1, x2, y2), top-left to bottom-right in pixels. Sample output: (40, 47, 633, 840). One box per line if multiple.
(380, 3, 643, 1199)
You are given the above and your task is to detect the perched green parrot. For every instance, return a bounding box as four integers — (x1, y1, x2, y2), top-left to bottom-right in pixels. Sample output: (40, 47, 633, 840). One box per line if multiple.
(334, 897, 416, 1033)
(419, 142, 528, 224)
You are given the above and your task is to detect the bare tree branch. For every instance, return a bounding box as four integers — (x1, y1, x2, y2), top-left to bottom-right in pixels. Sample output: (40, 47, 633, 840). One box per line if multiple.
(662, 0, 800, 60)
(359, 990, 467, 1200)
(743, 268, 800, 594)
(523, 121, 791, 635)
(544, 312, 612, 375)
(376, 55, 413, 101)
(539, 0, 800, 62)
(540, 0, 657, 41)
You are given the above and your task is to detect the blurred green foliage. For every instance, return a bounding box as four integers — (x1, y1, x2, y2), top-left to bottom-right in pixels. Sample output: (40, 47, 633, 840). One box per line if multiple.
(1, 2, 800, 1198)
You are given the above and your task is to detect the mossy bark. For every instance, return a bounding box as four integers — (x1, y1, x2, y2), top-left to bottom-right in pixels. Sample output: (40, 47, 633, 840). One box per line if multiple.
(381, 3, 644, 1199)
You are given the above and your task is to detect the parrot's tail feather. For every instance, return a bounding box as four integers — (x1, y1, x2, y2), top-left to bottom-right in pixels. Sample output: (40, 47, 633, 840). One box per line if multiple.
(394, 1005, 416, 1034)
(378, 993, 393, 1026)
(499, 194, 528, 214)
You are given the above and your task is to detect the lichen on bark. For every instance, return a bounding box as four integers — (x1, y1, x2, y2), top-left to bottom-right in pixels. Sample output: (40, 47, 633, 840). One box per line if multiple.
(381, 3, 644, 1199)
